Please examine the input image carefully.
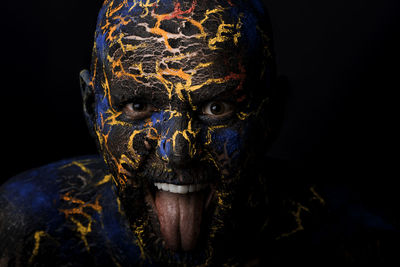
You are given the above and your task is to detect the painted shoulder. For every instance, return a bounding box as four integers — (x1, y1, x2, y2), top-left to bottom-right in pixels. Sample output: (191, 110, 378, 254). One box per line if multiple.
(0, 156, 111, 230)
(0, 156, 145, 266)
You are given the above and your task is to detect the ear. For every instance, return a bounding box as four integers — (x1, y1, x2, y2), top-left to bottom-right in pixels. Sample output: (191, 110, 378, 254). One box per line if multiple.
(79, 69, 96, 139)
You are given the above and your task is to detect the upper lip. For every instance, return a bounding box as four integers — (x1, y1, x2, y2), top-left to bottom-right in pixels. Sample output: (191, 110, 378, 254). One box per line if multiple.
(137, 161, 216, 186)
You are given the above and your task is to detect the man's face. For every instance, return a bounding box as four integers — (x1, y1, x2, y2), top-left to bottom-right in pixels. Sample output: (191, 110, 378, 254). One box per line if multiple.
(89, 0, 273, 262)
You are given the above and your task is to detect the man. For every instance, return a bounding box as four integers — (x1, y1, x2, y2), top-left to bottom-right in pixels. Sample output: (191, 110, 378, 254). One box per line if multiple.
(0, 0, 396, 266)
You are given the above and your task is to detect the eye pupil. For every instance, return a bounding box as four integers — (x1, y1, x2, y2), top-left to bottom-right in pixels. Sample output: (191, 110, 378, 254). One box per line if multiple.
(132, 103, 145, 111)
(210, 102, 223, 115)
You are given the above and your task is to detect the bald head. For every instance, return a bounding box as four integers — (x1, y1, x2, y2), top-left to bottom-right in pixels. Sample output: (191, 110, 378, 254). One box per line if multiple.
(91, 0, 273, 101)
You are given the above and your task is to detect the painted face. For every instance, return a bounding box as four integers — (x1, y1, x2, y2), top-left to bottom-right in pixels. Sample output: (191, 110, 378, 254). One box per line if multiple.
(84, 0, 274, 264)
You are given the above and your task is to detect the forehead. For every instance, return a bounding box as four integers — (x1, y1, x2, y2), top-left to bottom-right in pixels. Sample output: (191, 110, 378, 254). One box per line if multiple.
(94, 0, 264, 102)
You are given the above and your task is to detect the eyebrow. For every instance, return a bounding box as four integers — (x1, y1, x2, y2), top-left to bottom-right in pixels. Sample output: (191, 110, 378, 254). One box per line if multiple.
(110, 80, 169, 104)
(110, 77, 241, 108)
(189, 81, 240, 104)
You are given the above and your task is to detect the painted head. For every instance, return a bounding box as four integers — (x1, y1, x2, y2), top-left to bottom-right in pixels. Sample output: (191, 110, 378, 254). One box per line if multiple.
(81, 0, 275, 264)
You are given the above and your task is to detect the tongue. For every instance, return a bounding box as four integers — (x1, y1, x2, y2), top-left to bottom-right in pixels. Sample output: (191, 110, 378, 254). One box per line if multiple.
(155, 191, 204, 251)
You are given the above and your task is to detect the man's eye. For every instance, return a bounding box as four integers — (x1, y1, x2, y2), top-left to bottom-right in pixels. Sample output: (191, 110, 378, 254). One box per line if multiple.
(202, 101, 233, 118)
(123, 102, 155, 120)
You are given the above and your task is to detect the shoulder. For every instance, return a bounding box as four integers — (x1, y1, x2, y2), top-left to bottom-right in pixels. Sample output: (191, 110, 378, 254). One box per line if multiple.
(0, 155, 110, 218)
(0, 156, 119, 264)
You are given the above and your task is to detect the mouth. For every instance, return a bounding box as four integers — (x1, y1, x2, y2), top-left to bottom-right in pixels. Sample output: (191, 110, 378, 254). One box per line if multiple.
(146, 181, 215, 252)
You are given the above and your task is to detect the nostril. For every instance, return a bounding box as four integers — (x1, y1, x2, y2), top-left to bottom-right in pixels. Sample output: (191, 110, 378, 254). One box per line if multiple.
(144, 140, 151, 150)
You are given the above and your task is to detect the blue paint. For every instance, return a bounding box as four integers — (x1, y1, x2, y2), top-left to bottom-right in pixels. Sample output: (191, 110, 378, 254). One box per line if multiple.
(348, 204, 396, 231)
(95, 93, 113, 129)
(250, 0, 265, 15)
(100, 186, 147, 265)
(151, 111, 165, 127)
(159, 138, 172, 160)
(228, 1, 262, 53)
(96, 5, 108, 31)
(151, 111, 186, 160)
(241, 10, 259, 51)
(3, 179, 35, 197)
(156, 0, 175, 14)
(213, 128, 241, 157)
(2, 177, 53, 213)
(95, 31, 108, 64)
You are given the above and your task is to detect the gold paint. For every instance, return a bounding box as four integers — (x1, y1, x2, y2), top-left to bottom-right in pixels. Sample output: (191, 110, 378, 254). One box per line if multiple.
(108, 53, 146, 85)
(127, 128, 150, 165)
(69, 217, 92, 250)
(116, 196, 124, 214)
(127, 0, 160, 18)
(194, 62, 213, 70)
(175, 82, 186, 101)
(28, 231, 47, 264)
(205, 125, 226, 145)
(208, 22, 234, 50)
(125, 42, 147, 52)
(169, 118, 200, 158)
(199, 7, 226, 24)
(132, 220, 148, 260)
(167, 109, 183, 119)
(162, 52, 193, 62)
(153, 60, 175, 99)
(59, 193, 103, 251)
(236, 111, 250, 120)
(96, 174, 113, 186)
(216, 190, 231, 209)
(162, 67, 192, 81)
(59, 160, 93, 177)
(120, 153, 140, 171)
(206, 10, 243, 50)
(201, 151, 220, 172)
(233, 17, 243, 45)
(104, 110, 132, 127)
(276, 202, 310, 240)
(310, 186, 325, 205)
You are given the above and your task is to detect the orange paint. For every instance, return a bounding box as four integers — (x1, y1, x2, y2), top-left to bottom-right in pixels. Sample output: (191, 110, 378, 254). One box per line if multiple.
(150, 0, 206, 51)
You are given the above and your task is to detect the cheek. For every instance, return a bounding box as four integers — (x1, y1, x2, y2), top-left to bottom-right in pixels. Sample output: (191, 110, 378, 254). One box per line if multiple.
(208, 128, 243, 159)
(95, 115, 150, 177)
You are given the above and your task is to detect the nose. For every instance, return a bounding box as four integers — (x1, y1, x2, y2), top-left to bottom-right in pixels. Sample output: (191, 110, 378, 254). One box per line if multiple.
(158, 116, 198, 167)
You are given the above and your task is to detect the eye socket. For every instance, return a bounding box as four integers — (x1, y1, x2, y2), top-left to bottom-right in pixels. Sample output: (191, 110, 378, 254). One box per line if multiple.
(201, 101, 233, 118)
(123, 102, 156, 120)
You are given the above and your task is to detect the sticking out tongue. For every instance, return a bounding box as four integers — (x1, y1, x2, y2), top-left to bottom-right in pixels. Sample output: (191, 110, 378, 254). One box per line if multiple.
(155, 191, 204, 251)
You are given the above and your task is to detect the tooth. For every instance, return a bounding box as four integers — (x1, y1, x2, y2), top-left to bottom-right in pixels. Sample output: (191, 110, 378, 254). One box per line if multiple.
(155, 183, 208, 194)
(177, 185, 189, 194)
(161, 183, 169, 192)
(189, 184, 195, 193)
(169, 184, 178, 193)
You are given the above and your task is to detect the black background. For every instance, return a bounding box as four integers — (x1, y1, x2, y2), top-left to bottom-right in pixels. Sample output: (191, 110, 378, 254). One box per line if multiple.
(1, 0, 399, 222)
